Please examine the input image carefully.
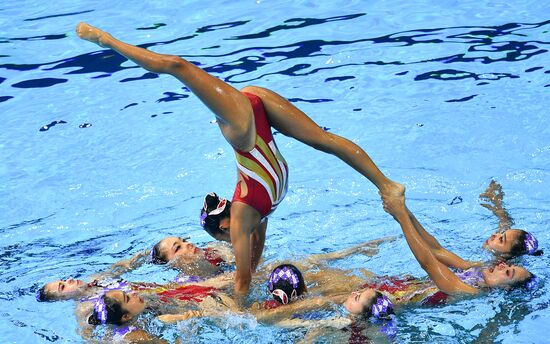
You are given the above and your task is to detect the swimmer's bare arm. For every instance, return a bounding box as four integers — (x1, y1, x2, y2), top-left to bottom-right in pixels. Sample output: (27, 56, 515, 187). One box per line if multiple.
(255, 236, 395, 275)
(406, 210, 479, 270)
(297, 328, 327, 344)
(193, 271, 235, 289)
(306, 235, 397, 265)
(123, 329, 169, 344)
(384, 197, 478, 296)
(252, 297, 332, 323)
(275, 316, 352, 329)
(250, 219, 267, 272)
(479, 180, 514, 232)
(158, 310, 205, 323)
(90, 250, 149, 280)
(231, 202, 262, 296)
(159, 307, 351, 331)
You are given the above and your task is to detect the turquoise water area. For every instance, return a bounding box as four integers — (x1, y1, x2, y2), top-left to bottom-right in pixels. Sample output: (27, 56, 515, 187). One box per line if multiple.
(1, 0, 549, 342)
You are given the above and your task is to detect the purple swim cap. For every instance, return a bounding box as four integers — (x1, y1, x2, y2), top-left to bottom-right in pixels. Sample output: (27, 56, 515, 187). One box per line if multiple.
(93, 298, 108, 325)
(371, 295, 394, 319)
(268, 266, 300, 290)
(525, 275, 539, 291)
(524, 232, 538, 255)
(268, 265, 303, 305)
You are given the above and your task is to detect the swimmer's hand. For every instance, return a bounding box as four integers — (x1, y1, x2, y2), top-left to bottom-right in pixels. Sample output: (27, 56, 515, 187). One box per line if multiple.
(479, 180, 504, 204)
(158, 310, 203, 323)
(382, 194, 406, 218)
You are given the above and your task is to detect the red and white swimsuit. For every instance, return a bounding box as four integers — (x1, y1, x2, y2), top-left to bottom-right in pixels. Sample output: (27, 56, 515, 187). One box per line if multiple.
(232, 92, 289, 218)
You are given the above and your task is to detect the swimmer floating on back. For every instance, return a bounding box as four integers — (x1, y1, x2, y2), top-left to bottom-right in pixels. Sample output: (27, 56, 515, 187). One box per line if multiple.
(36, 250, 152, 302)
(76, 22, 404, 296)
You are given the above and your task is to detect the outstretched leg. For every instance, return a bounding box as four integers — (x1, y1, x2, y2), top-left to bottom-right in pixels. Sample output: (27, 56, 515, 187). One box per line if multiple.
(76, 22, 255, 151)
(241, 86, 404, 199)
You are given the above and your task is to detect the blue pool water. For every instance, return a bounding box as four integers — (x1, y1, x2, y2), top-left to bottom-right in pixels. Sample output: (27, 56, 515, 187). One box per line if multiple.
(1, 0, 549, 342)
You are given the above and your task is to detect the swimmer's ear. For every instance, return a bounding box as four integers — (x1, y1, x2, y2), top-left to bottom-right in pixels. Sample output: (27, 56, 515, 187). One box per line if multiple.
(121, 313, 132, 322)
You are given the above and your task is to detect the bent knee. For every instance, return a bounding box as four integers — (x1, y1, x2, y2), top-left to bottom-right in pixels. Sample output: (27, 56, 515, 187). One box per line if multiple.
(240, 85, 267, 95)
(160, 55, 186, 73)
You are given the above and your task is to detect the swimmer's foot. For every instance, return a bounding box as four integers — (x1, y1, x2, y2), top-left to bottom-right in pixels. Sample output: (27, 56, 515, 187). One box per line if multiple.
(76, 22, 112, 47)
(379, 181, 405, 202)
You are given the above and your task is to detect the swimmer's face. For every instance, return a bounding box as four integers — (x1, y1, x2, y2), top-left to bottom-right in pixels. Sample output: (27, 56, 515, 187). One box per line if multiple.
(343, 288, 377, 315)
(482, 262, 531, 288)
(107, 290, 146, 322)
(43, 278, 86, 300)
(158, 237, 201, 262)
(216, 217, 231, 242)
(483, 229, 522, 257)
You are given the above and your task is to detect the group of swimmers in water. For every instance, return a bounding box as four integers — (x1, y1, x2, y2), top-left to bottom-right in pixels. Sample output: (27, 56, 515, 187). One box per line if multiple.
(35, 23, 542, 342)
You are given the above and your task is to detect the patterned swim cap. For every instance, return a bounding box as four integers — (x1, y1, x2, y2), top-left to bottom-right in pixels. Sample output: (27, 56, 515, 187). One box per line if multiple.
(267, 264, 304, 305)
(93, 297, 108, 325)
(524, 232, 539, 255)
(371, 294, 394, 319)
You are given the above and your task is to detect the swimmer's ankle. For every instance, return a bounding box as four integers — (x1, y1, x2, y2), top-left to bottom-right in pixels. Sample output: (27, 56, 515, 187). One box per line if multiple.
(379, 180, 405, 198)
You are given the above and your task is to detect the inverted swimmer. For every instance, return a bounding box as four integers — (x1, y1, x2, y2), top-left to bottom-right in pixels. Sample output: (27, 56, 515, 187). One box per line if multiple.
(76, 23, 403, 295)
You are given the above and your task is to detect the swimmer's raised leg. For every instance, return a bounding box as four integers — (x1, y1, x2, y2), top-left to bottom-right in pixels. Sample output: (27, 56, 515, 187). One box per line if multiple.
(76, 23, 403, 199)
(240, 85, 404, 200)
(76, 22, 255, 151)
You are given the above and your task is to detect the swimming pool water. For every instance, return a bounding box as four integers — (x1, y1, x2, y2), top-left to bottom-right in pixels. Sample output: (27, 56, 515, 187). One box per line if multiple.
(1, 0, 549, 342)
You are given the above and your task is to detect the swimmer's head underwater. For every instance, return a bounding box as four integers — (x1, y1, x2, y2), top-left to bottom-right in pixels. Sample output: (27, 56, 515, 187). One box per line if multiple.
(483, 229, 542, 259)
(200, 192, 231, 242)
